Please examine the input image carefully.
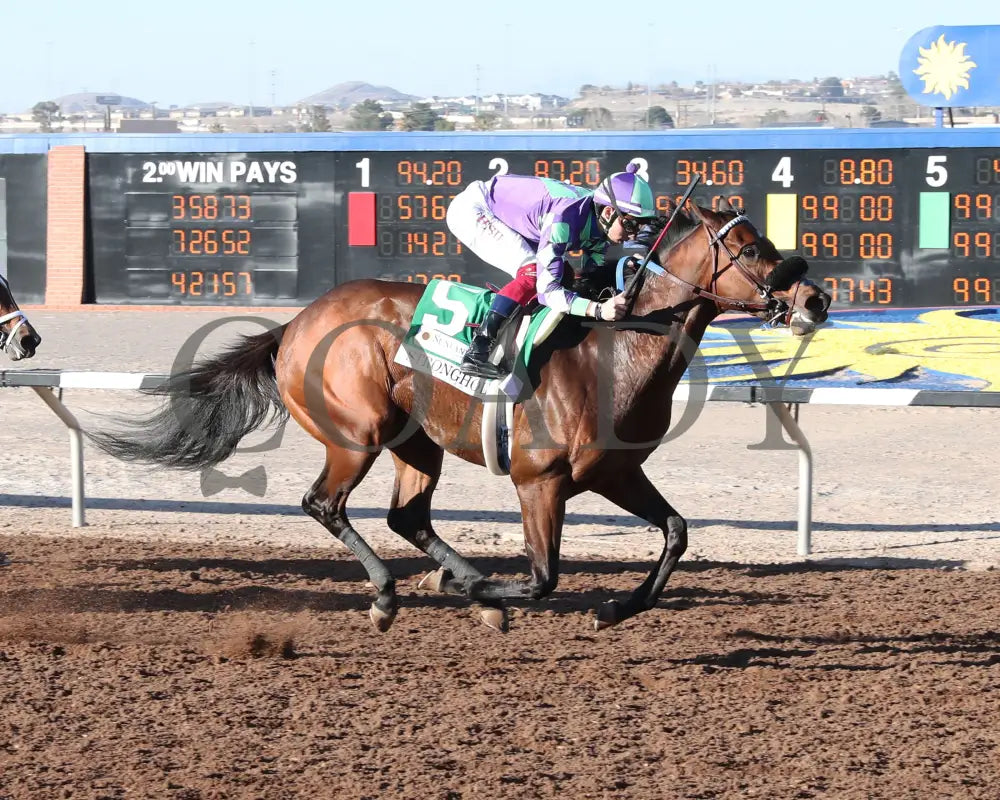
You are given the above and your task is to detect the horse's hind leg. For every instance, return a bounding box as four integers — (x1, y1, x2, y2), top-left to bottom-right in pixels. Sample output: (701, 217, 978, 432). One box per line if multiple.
(386, 434, 508, 631)
(592, 467, 687, 630)
(302, 446, 399, 631)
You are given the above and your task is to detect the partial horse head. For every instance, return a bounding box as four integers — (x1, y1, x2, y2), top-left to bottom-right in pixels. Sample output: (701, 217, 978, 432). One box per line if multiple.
(645, 199, 830, 335)
(0, 274, 41, 360)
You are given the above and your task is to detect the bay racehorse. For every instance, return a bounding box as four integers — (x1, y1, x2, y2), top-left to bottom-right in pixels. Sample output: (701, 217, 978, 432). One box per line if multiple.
(0, 274, 41, 360)
(92, 201, 830, 632)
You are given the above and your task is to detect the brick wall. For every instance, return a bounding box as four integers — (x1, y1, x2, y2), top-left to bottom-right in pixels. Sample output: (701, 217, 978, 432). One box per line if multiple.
(45, 145, 86, 306)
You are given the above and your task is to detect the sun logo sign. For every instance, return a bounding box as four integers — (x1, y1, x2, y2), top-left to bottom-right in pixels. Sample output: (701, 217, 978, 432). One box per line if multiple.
(912, 33, 977, 101)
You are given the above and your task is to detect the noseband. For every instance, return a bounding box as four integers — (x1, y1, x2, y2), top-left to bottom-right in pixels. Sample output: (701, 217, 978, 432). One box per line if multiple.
(0, 275, 31, 355)
(0, 309, 29, 354)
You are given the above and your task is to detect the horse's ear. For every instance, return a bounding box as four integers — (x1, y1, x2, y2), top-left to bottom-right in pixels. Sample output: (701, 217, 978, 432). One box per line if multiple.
(686, 199, 708, 224)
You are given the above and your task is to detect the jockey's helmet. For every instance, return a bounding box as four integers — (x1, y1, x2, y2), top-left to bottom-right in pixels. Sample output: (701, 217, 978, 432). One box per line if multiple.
(593, 162, 656, 235)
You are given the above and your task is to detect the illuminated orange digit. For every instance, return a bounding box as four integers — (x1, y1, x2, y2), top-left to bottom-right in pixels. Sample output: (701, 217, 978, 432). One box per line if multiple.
(858, 279, 875, 303)
(859, 159, 876, 185)
(172, 195, 185, 220)
(729, 160, 744, 186)
(711, 160, 727, 185)
(954, 194, 971, 219)
(842, 277, 855, 302)
(877, 159, 893, 185)
(878, 196, 893, 222)
(859, 233, 873, 259)
(974, 277, 990, 301)
(822, 195, 839, 220)
(172, 229, 186, 254)
(432, 231, 446, 256)
(397, 160, 413, 185)
(877, 233, 892, 259)
(397, 195, 412, 221)
(189, 229, 203, 255)
(430, 161, 445, 185)
(447, 160, 462, 186)
(656, 196, 674, 215)
(190, 195, 203, 220)
(676, 159, 691, 186)
(534, 160, 550, 179)
(414, 162, 428, 186)
(170, 272, 186, 293)
(975, 193, 991, 221)
(208, 230, 221, 255)
(238, 196, 251, 219)
(222, 272, 236, 296)
(876, 278, 892, 304)
(822, 277, 839, 303)
(822, 232, 838, 257)
(203, 195, 218, 220)
(189, 271, 203, 296)
(239, 272, 253, 294)
(801, 232, 818, 257)
(585, 160, 600, 186)
(839, 159, 855, 185)
(975, 232, 990, 257)
(954, 231, 970, 257)
(222, 230, 235, 255)
(238, 230, 250, 255)
(209, 272, 219, 295)
(953, 277, 970, 302)
(551, 160, 566, 181)
(860, 196, 874, 222)
(432, 195, 447, 220)
(801, 196, 818, 220)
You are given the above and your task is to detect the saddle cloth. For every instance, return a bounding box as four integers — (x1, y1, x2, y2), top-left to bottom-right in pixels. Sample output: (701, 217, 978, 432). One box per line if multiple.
(393, 279, 563, 475)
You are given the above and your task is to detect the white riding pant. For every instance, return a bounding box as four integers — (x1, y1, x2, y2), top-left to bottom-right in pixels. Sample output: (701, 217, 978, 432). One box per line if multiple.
(446, 180, 536, 278)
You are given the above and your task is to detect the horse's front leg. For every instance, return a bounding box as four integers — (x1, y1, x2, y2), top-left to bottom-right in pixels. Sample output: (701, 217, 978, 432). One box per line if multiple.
(433, 477, 566, 604)
(592, 468, 687, 629)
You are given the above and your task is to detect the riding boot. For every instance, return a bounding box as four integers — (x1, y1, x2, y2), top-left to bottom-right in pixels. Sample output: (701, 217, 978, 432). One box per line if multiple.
(460, 294, 520, 379)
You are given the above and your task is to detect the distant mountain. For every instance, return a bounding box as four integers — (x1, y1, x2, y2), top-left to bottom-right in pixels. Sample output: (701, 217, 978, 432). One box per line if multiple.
(54, 92, 149, 113)
(298, 81, 418, 110)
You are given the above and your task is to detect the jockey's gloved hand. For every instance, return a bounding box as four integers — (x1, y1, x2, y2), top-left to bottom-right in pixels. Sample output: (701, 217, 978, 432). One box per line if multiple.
(594, 292, 628, 322)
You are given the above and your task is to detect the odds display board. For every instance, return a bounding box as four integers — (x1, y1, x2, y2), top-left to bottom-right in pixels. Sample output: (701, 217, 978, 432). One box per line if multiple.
(83, 131, 1000, 308)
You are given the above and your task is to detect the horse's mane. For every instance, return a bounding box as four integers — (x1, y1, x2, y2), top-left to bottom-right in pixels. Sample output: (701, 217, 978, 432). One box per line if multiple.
(647, 205, 701, 253)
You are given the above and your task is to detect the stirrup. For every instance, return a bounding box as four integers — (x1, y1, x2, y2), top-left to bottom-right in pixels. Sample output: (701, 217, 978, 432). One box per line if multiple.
(459, 352, 506, 379)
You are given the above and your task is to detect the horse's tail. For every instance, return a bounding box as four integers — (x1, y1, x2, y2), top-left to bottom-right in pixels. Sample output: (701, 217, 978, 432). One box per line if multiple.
(90, 325, 289, 470)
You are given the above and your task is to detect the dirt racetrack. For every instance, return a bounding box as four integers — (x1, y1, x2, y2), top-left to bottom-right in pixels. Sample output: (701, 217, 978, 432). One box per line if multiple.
(2, 309, 999, 798)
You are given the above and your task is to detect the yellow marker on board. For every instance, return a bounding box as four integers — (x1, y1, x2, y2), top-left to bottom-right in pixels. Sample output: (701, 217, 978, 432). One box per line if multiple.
(766, 194, 798, 251)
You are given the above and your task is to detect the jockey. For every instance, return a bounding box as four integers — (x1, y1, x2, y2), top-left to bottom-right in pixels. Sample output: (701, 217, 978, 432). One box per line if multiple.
(445, 162, 657, 379)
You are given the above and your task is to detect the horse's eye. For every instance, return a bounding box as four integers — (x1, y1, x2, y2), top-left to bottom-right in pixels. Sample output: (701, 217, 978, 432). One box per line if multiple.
(742, 244, 759, 259)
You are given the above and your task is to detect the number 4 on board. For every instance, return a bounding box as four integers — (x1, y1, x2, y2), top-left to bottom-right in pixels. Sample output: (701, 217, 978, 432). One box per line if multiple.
(771, 156, 794, 188)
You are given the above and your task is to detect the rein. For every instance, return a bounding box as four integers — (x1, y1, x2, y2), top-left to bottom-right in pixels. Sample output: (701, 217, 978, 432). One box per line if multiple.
(624, 199, 799, 326)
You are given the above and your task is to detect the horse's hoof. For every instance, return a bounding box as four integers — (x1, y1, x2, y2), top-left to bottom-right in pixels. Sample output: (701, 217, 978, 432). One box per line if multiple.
(479, 605, 509, 633)
(369, 602, 397, 633)
(594, 600, 622, 631)
(417, 568, 449, 593)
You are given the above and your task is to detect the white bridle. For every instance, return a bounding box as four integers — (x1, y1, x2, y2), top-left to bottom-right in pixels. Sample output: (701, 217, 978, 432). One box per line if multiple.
(0, 274, 31, 355)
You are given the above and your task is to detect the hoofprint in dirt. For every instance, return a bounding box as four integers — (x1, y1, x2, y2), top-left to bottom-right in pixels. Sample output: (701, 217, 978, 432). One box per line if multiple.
(1, 534, 998, 800)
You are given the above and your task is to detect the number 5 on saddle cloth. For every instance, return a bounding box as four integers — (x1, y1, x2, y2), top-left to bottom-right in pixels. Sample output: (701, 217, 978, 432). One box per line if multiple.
(393, 279, 563, 474)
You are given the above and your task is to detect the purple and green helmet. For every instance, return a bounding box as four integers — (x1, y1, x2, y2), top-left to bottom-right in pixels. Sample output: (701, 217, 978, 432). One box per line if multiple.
(593, 162, 656, 218)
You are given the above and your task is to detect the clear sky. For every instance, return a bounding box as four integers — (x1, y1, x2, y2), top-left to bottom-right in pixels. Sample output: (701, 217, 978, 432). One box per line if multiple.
(0, 0, 996, 112)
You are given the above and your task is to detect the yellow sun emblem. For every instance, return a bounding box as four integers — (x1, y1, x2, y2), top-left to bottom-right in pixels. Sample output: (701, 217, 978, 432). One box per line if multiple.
(913, 34, 977, 100)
